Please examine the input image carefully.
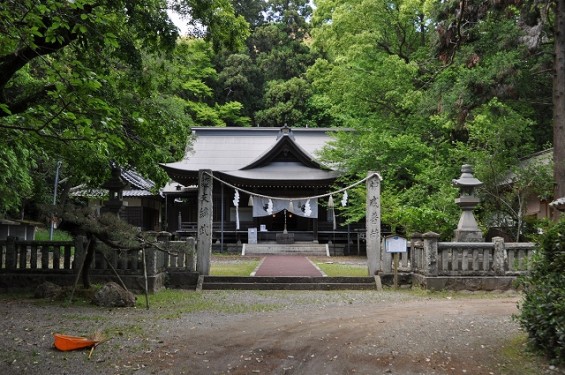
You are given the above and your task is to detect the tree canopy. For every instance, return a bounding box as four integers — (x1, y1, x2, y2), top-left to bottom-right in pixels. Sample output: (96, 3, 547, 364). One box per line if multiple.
(0, 0, 561, 241)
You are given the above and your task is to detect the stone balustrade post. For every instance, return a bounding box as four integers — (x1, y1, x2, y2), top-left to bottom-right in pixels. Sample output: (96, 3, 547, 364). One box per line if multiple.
(423, 232, 440, 276)
(145, 247, 158, 276)
(382, 237, 392, 273)
(410, 232, 423, 271)
(492, 236, 506, 275)
(5, 236, 17, 270)
(186, 237, 196, 272)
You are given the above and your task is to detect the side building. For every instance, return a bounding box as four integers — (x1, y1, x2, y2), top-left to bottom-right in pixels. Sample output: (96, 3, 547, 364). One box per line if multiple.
(70, 168, 162, 231)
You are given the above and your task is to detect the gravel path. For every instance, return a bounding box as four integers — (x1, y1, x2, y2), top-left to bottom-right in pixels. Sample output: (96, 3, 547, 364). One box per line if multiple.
(0, 290, 560, 375)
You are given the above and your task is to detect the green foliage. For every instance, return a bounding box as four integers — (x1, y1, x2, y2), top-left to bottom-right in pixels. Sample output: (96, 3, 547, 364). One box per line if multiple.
(214, 0, 318, 126)
(170, 0, 250, 51)
(0, 1, 249, 216)
(255, 78, 312, 126)
(0, 142, 34, 213)
(517, 220, 565, 364)
(309, 0, 554, 237)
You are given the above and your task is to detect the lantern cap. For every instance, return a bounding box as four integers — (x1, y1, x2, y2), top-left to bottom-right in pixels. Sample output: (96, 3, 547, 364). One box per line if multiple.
(452, 164, 483, 188)
(101, 165, 128, 190)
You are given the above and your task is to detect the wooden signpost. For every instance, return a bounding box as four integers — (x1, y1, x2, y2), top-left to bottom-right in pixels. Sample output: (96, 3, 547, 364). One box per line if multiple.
(385, 235, 407, 288)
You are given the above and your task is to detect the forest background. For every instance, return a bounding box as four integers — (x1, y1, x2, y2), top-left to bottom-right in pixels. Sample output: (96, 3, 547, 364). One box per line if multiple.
(0, 0, 562, 240)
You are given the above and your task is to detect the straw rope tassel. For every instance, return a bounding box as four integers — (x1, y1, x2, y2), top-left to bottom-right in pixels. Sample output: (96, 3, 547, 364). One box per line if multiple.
(267, 199, 273, 215)
(304, 199, 312, 217)
(233, 189, 240, 230)
(328, 195, 336, 230)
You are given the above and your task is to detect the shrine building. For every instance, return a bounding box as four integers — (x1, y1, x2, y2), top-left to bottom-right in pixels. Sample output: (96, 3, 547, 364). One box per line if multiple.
(160, 126, 364, 250)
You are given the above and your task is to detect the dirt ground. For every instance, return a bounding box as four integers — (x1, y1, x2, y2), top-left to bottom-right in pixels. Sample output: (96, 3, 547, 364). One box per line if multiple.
(0, 288, 562, 375)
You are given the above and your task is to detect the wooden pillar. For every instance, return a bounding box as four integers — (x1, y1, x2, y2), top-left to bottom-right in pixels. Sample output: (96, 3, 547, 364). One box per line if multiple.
(366, 172, 382, 275)
(197, 170, 213, 275)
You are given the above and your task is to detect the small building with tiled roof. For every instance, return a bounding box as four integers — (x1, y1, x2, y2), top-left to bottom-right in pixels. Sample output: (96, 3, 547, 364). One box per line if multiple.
(71, 169, 162, 231)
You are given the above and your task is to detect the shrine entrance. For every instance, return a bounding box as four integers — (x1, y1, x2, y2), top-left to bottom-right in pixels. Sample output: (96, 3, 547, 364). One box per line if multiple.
(195, 171, 383, 276)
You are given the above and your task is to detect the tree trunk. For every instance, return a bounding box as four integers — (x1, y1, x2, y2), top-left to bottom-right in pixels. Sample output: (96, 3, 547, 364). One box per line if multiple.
(82, 237, 96, 289)
(554, 0, 565, 199)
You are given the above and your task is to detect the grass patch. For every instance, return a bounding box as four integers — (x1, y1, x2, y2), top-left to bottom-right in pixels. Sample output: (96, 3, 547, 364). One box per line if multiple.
(316, 262, 369, 277)
(311, 257, 369, 277)
(406, 286, 522, 300)
(35, 227, 73, 241)
(499, 333, 550, 374)
(210, 258, 260, 276)
(137, 289, 282, 315)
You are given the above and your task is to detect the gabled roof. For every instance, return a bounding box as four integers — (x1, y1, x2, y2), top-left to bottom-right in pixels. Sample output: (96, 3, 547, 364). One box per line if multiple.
(241, 130, 324, 170)
(160, 127, 345, 186)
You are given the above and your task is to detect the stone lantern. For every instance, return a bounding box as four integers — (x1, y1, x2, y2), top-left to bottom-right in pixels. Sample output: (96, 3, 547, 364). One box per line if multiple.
(452, 164, 484, 242)
(100, 165, 128, 215)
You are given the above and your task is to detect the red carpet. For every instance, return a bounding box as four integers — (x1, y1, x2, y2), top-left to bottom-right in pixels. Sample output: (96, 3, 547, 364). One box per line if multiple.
(253, 256, 324, 277)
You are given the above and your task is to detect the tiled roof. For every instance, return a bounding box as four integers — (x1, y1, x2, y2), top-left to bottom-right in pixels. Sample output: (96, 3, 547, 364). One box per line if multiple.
(70, 168, 156, 198)
(160, 127, 347, 184)
(121, 169, 155, 191)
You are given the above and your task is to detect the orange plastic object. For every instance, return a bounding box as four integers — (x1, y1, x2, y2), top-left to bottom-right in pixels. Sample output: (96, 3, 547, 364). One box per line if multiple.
(53, 333, 98, 351)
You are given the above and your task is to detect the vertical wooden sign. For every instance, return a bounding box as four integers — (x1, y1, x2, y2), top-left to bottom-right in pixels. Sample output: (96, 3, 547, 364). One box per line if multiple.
(366, 172, 382, 276)
(197, 169, 213, 275)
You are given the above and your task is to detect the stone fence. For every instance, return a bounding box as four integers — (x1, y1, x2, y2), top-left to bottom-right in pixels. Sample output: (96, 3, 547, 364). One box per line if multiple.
(407, 232, 535, 290)
(0, 236, 196, 292)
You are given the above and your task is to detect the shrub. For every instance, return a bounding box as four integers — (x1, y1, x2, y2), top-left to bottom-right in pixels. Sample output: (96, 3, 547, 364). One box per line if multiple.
(517, 219, 565, 364)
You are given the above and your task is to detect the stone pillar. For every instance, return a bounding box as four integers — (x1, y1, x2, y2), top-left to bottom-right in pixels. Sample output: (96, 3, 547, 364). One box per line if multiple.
(366, 172, 382, 275)
(423, 232, 439, 276)
(197, 170, 213, 275)
(492, 236, 506, 275)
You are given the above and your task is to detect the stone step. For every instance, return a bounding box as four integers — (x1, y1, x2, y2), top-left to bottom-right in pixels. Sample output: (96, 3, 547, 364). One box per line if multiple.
(200, 276, 377, 290)
(201, 283, 377, 290)
(243, 243, 329, 256)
